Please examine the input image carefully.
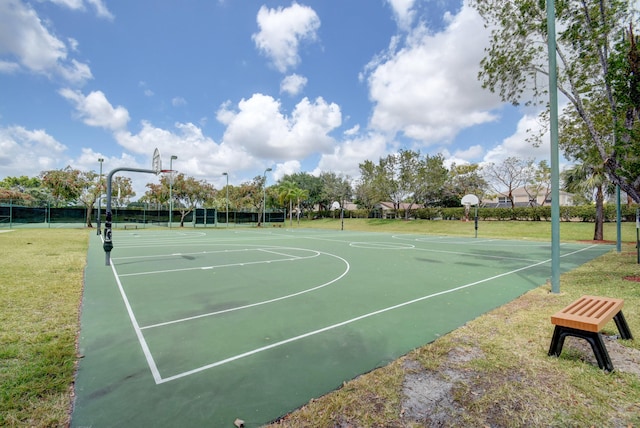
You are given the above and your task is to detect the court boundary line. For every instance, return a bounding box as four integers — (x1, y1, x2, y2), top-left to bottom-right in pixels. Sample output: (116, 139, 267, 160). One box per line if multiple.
(110, 262, 163, 383)
(150, 244, 600, 384)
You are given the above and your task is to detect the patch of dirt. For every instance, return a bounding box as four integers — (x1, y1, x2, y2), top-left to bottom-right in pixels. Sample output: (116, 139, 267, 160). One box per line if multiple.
(623, 276, 640, 282)
(400, 347, 484, 425)
(400, 339, 640, 426)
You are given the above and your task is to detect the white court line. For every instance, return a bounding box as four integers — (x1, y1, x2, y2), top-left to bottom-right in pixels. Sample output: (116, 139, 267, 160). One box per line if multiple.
(118, 250, 319, 277)
(140, 250, 350, 330)
(110, 261, 163, 384)
(153, 244, 600, 384)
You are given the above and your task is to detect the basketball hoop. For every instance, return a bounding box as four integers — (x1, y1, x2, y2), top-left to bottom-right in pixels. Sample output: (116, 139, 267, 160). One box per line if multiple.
(160, 169, 176, 184)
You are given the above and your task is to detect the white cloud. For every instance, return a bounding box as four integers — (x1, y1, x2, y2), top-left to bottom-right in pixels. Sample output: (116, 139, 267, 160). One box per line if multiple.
(386, 0, 416, 29)
(252, 3, 320, 73)
(314, 132, 389, 178)
(280, 73, 307, 96)
(482, 114, 550, 165)
(0, 0, 92, 84)
(59, 88, 130, 131)
(172, 96, 187, 107)
(366, 3, 501, 145)
(47, 0, 114, 20)
(218, 93, 341, 160)
(273, 160, 301, 181)
(86, 0, 114, 20)
(344, 124, 360, 136)
(0, 125, 68, 177)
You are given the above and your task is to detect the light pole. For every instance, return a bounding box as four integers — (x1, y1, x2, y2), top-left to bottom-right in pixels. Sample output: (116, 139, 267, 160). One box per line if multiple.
(222, 172, 229, 227)
(262, 167, 272, 227)
(97, 158, 104, 235)
(169, 155, 177, 228)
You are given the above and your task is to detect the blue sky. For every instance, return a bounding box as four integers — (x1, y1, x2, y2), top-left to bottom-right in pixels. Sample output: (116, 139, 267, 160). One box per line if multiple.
(0, 0, 551, 197)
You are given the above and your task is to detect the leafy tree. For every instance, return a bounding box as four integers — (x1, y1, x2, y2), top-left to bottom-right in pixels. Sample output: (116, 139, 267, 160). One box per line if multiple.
(0, 176, 45, 203)
(145, 173, 215, 227)
(111, 176, 135, 208)
(277, 180, 298, 224)
(412, 153, 448, 208)
(524, 160, 552, 206)
(354, 160, 384, 209)
(483, 157, 535, 208)
(41, 167, 84, 207)
(442, 163, 488, 207)
(277, 180, 309, 225)
(41, 166, 104, 227)
(562, 161, 612, 240)
(281, 172, 324, 211)
(472, 0, 640, 202)
(319, 171, 352, 212)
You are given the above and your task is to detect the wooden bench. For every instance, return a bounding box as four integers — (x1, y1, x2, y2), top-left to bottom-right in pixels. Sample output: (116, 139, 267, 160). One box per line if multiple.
(548, 295, 633, 371)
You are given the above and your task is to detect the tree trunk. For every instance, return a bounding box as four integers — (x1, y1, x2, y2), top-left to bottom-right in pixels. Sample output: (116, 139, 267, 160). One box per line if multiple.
(86, 205, 94, 228)
(593, 185, 604, 241)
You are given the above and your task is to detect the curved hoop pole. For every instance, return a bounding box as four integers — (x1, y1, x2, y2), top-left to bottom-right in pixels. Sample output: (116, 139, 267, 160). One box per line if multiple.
(104, 167, 157, 265)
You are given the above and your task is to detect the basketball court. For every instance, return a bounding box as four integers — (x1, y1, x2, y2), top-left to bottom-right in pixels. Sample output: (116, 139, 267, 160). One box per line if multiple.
(71, 227, 611, 427)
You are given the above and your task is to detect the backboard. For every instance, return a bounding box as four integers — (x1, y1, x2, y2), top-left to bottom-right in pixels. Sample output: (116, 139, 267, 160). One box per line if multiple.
(461, 194, 479, 206)
(152, 148, 162, 174)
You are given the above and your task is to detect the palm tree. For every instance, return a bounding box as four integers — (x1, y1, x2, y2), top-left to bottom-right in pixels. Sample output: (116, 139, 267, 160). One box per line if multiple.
(277, 180, 298, 226)
(562, 162, 612, 240)
(291, 187, 309, 225)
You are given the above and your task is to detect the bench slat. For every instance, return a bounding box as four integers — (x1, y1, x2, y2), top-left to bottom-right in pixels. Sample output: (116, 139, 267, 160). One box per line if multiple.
(551, 295, 624, 333)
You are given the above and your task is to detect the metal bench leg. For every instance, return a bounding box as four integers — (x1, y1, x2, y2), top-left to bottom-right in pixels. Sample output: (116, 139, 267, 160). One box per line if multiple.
(613, 311, 633, 340)
(548, 326, 565, 357)
(548, 326, 614, 372)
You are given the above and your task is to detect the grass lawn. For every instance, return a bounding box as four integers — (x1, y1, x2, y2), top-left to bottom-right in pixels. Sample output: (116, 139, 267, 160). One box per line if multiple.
(0, 229, 88, 427)
(1, 220, 639, 427)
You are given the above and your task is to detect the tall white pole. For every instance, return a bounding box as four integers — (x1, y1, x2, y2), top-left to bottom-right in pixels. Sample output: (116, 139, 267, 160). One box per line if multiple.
(97, 158, 103, 235)
(262, 167, 272, 226)
(169, 155, 177, 229)
(547, 0, 560, 293)
(223, 172, 229, 227)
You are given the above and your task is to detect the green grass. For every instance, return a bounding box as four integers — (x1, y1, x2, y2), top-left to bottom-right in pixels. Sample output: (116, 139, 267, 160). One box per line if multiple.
(0, 229, 88, 427)
(298, 217, 638, 242)
(2, 220, 639, 427)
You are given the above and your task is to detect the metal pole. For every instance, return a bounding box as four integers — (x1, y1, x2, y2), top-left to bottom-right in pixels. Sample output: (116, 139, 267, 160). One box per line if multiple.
(104, 167, 157, 265)
(223, 172, 229, 227)
(547, 0, 560, 293)
(616, 185, 621, 252)
(169, 155, 177, 228)
(97, 158, 103, 235)
(262, 167, 272, 227)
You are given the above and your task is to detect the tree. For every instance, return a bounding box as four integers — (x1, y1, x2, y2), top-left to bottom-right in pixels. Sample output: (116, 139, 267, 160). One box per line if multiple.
(483, 157, 535, 208)
(144, 174, 215, 227)
(111, 176, 135, 208)
(0, 176, 45, 203)
(277, 180, 309, 225)
(354, 160, 384, 210)
(277, 180, 298, 225)
(472, 0, 640, 202)
(442, 163, 488, 207)
(524, 160, 552, 206)
(283, 172, 324, 211)
(319, 172, 352, 213)
(412, 153, 448, 208)
(562, 161, 612, 240)
(170, 174, 215, 227)
(41, 166, 103, 227)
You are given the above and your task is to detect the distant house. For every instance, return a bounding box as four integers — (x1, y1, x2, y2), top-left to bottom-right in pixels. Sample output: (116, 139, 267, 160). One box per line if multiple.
(373, 202, 425, 218)
(484, 186, 573, 208)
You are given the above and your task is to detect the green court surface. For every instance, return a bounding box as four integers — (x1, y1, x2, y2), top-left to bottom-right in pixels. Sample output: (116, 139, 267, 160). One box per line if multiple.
(72, 228, 612, 427)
